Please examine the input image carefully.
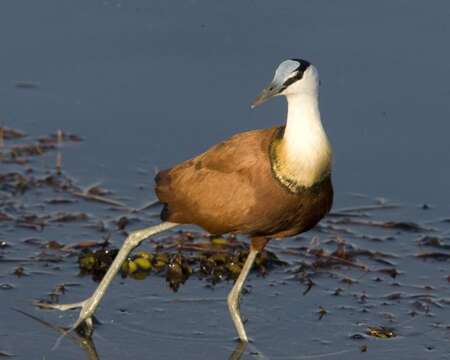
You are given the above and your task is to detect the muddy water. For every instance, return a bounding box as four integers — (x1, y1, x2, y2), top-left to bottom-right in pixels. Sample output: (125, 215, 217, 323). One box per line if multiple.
(1, 1, 449, 359)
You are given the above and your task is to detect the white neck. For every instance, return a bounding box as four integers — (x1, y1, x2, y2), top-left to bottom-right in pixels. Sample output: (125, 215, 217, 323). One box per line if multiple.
(281, 93, 332, 187)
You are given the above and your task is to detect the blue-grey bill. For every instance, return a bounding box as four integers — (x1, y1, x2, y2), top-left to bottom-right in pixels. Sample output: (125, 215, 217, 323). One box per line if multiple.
(251, 84, 280, 108)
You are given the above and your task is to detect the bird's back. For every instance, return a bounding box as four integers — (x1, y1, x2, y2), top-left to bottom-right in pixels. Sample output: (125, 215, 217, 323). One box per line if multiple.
(155, 126, 333, 238)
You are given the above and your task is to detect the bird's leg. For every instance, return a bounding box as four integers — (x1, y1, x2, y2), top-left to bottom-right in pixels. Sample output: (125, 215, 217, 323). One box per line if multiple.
(36, 222, 178, 335)
(227, 245, 259, 342)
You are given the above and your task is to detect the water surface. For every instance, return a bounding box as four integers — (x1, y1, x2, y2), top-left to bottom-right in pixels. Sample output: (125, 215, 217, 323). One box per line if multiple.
(1, 1, 449, 359)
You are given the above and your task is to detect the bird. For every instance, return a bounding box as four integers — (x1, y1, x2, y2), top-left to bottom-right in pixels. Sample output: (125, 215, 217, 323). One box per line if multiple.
(38, 58, 333, 343)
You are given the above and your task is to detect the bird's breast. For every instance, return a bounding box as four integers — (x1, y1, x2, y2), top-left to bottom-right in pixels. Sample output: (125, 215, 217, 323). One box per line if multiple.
(269, 127, 332, 192)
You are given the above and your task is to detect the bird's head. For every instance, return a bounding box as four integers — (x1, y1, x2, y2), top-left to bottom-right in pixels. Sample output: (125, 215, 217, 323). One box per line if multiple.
(251, 58, 319, 108)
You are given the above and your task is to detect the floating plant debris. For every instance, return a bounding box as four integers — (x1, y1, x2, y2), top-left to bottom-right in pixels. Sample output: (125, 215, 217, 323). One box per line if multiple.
(39, 131, 82, 143)
(328, 218, 430, 232)
(417, 236, 450, 249)
(2, 125, 450, 356)
(13, 266, 26, 277)
(46, 240, 64, 250)
(34, 251, 64, 263)
(166, 254, 192, 291)
(378, 268, 400, 278)
(50, 212, 89, 223)
(0, 128, 81, 166)
(366, 326, 396, 338)
(46, 283, 81, 303)
(16, 214, 48, 231)
(317, 306, 327, 320)
(0, 127, 26, 140)
(44, 197, 76, 205)
(79, 248, 119, 282)
(416, 252, 450, 261)
(77, 237, 285, 290)
(72, 188, 128, 208)
(290, 239, 370, 274)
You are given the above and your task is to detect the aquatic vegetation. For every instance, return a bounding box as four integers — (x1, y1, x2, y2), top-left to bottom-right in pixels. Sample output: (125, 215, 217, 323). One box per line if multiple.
(367, 326, 396, 339)
(2, 126, 450, 356)
(77, 236, 286, 291)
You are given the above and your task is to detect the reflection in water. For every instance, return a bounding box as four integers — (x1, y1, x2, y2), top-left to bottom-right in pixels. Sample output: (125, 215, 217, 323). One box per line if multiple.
(13, 308, 99, 360)
(229, 342, 273, 360)
(229, 341, 247, 360)
(14, 308, 257, 360)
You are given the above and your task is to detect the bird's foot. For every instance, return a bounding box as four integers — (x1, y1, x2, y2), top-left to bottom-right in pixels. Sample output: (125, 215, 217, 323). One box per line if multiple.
(34, 298, 96, 337)
(34, 299, 87, 312)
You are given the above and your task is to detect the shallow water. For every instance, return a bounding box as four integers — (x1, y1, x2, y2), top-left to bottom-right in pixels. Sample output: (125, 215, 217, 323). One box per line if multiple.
(1, 1, 450, 359)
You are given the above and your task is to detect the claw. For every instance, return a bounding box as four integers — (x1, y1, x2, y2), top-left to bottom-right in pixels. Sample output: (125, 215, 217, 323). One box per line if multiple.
(34, 298, 96, 338)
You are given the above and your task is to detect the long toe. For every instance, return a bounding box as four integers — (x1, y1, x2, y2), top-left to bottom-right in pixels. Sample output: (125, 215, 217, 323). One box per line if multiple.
(34, 300, 86, 311)
(34, 298, 97, 337)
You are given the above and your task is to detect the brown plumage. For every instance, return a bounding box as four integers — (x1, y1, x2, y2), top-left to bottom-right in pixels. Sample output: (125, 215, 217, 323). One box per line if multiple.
(155, 126, 333, 245)
(38, 58, 334, 344)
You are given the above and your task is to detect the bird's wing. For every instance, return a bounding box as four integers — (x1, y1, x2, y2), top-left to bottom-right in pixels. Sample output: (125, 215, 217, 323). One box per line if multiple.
(154, 127, 279, 233)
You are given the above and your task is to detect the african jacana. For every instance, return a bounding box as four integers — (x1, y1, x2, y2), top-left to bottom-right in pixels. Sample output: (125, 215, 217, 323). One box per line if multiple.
(39, 58, 333, 343)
